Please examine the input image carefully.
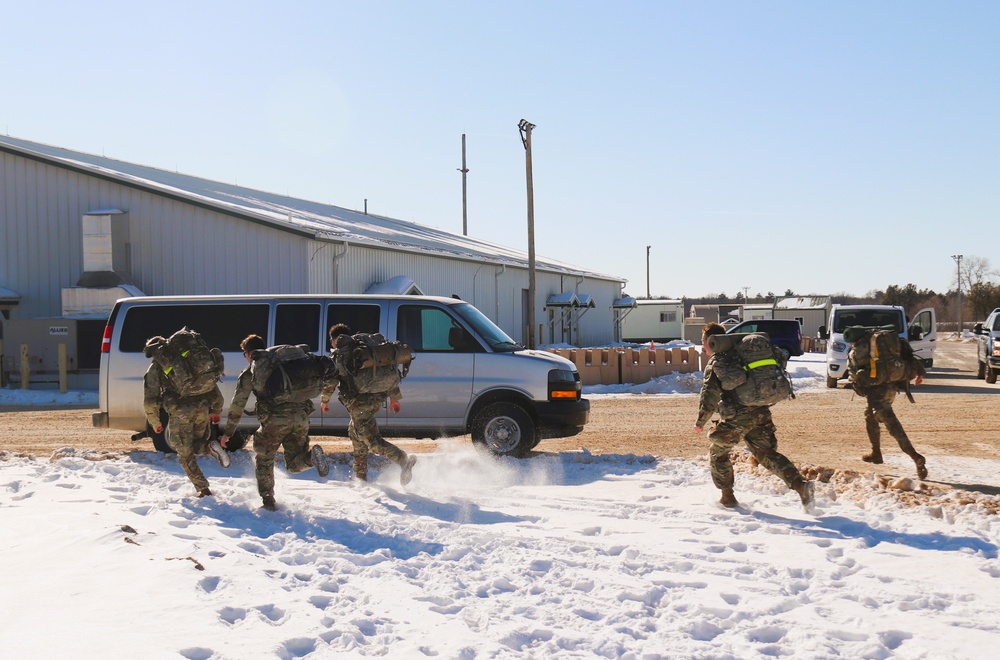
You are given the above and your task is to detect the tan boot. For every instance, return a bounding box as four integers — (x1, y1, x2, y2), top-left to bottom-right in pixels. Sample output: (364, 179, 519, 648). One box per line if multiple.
(719, 488, 739, 508)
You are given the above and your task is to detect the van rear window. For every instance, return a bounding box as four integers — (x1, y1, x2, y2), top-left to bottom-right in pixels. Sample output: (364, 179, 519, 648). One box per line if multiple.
(832, 310, 904, 334)
(119, 304, 269, 352)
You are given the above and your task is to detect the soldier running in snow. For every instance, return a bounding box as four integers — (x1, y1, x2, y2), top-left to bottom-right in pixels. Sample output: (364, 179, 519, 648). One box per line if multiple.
(220, 334, 332, 511)
(694, 322, 814, 510)
(143, 331, 229, 498)
(321, 323, 416, 486)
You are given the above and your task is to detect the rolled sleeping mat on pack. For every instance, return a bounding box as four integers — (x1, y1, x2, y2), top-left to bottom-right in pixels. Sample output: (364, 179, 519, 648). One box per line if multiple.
(707, 332, 767, 354)
(843, 325, 897, 344)
(358, 343, 415, 370)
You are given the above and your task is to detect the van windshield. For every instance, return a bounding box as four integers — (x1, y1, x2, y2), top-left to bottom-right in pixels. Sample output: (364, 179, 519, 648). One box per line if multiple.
(452, 303, 522, 352)
(832, 309, 904, 334)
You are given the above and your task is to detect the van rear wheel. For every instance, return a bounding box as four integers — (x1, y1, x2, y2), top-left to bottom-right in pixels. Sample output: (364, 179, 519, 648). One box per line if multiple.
(826, 376, 839, 389)
(471, 402, 537, 457)
(977, 361, 986, 379)
(149, 409, 176, 454)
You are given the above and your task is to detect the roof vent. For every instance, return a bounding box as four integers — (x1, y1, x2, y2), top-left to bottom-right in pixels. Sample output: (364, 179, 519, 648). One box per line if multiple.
(77, 209, 131, 287)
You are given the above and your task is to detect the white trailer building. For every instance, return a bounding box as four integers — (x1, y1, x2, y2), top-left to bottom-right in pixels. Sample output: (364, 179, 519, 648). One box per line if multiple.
(619, 299, 684, 343)
(773, 296, 832, 338)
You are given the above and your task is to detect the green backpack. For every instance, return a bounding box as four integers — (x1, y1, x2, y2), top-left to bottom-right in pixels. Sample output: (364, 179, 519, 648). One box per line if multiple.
(145, 328, 224, 398)
(707, 332, 794, 407)
(334, 332, 414, 395)
(846, 326, 919, 391)
(251, 344, 337, 404)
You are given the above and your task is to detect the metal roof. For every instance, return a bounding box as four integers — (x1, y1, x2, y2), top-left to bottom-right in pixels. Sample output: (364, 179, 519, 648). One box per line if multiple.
(774, 296, 831, 310)
(0, 135, 622, 281)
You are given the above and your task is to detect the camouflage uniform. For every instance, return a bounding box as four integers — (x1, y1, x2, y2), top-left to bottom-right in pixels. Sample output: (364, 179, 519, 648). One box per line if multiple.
(143, 364, 224, 493)
(862, 383, 927, 475)
(697, 353, 806, 492)
(224, 354, 318, 503)
(322, 361, 406, 481)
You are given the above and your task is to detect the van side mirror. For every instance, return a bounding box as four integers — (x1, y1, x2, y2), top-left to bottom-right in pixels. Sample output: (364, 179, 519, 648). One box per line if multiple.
(908, 325, 922, 341)
(818, 325, 829, 340)
(974, 323, 984, 335)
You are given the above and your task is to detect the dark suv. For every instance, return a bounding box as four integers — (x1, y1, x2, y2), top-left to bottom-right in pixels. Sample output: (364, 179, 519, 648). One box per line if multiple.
(726, 319, 803, 358)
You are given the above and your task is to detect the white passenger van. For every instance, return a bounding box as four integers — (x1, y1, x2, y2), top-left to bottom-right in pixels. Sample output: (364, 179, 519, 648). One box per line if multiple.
(93, 295, 589, 457)
(818, 304, 936, 389)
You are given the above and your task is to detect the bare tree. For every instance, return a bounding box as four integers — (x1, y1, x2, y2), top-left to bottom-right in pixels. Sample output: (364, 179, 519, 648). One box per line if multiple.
(957, 255, 998, 293)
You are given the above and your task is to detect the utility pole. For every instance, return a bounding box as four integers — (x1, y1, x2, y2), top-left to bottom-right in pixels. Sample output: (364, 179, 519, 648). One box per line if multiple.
(742, 286, 750, 302)
(646, 245, 651, 299)
(952, 254, 963, 334)
(519, 119, 537, 349)
(458, 134, 469, 236)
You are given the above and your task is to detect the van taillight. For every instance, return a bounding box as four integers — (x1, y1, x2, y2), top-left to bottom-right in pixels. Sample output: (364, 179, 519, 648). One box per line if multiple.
(101, 325, 113, 353)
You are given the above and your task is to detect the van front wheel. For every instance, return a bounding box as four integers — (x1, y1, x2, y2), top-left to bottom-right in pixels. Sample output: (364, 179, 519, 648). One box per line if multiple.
(471, 403, 537, 458)
(826, 376, 839, 389)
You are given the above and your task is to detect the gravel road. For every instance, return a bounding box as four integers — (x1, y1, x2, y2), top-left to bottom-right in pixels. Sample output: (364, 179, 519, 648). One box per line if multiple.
(2, 340, 994, 484)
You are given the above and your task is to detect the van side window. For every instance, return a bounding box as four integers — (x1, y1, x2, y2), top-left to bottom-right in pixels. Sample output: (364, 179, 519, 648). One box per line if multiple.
(326, 304, 381, 346)
(119, 304, 269, 352)
(398, 305, 476, 352)
(275, 304, 321, 351)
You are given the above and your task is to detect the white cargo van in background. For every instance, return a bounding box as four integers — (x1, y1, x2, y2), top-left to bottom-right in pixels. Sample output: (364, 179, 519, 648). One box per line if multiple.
(819, 304, 936, 389)
(93, 295, 589, 457)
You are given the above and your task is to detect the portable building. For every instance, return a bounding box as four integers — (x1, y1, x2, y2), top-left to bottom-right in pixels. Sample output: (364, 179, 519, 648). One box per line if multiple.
(773, 296, 832, 338)
(620, 300, 684, 343)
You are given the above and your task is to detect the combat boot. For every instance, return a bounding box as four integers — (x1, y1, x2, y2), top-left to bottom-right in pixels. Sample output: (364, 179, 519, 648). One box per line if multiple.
(197, 487, 212, 498)
(311, 445, 330, 478)
(719, 488, 739, 508)
(914, 455, 928, 480)
(261, 496, 277, 511)
(208, 440, 230, 468)
(400, 455, 417, 486)
(861, 452, 883, 464)
(794, 480, 815, 511)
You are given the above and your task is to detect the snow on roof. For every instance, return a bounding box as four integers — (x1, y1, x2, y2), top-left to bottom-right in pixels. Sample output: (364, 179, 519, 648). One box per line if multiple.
(0, 135, 622, 282)
(775, 296, 831, 310)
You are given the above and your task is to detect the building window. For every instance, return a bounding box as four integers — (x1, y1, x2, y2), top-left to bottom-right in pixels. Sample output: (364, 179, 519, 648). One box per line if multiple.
(660, 312, 677, 323)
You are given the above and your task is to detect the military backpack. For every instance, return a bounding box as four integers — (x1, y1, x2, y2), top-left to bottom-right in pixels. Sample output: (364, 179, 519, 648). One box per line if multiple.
(252, 344, 337, 404)
(846, 326, 921, 391)
(145, 328, 224, 398)
(334, 332, 414, 395)
(707, 332, 794, 407)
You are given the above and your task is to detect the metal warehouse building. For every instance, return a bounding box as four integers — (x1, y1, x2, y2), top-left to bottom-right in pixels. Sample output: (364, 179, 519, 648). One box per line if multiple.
(0, 135, 625, 386)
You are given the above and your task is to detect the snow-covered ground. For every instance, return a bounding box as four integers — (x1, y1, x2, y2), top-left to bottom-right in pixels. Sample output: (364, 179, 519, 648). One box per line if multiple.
(3, 349, 1000, 658)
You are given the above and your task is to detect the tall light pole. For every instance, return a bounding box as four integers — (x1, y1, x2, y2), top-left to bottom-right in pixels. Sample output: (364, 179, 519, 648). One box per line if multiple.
(458, 134, 469, 236)
(519, 119, 537, 349)
(646, 245, 651, 299)
(952, 254, 963, 333)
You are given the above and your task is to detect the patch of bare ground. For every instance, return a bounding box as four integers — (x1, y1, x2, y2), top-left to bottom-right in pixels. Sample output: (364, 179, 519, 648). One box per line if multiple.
(1, 341, 996, 514)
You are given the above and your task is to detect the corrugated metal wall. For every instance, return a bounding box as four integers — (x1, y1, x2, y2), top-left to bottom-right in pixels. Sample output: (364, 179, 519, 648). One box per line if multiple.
(307, 240, 620, 345)
(1, 152, 307, 319)
(1, 149, 620, 345)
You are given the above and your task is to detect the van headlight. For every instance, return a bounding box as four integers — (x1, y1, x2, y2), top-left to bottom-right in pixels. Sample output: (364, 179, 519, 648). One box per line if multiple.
(548, 369, 581, 401)
(831, 340, 848, 353)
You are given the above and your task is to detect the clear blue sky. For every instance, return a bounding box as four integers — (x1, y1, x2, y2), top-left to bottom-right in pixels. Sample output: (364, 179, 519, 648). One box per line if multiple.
(2, 1, 996, 299)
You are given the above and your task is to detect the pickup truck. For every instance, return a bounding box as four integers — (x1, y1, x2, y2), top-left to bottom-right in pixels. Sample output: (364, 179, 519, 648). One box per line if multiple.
(973, 308, 1000, 383)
